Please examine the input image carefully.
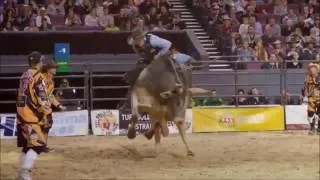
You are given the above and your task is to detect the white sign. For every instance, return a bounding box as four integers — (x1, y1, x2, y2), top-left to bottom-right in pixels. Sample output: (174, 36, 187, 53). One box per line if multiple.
(0, 114, 17, 139)
(50, 110, 89, 136)
(91, 110, 119, 136)
(167, 109, 193, 134)
(285, 105, 309, 130)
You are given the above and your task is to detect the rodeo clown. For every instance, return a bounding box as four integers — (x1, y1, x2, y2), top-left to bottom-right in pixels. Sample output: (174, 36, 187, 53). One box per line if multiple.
(16, 51, 52, 180)
(303, 62, 320, 135)
(41, 60, 66, 149)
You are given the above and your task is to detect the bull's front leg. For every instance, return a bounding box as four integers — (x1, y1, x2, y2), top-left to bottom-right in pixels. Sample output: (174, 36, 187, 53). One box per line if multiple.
(127, 114, 138, 139)
(175, 120, 194, 156)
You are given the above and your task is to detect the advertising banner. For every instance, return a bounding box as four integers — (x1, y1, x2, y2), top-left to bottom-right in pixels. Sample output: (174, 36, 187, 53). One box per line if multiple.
(285, 105, 309, 130)
(91, 110, 119, 136)
(50, 110, 89, 136)
(193, 106, 284, 132)
(0, 114, 17, 139)
(119, 109, 193, 135)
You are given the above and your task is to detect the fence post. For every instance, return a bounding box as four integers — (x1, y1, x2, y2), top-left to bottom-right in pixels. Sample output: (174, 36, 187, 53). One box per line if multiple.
(283, 61, 287, 130)
(234, 61, 239, 107)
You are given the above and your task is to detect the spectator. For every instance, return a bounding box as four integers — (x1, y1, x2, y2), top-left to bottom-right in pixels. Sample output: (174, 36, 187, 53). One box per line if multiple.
(296, 15, 314, 36)
(153, 20, 166, 31)
(84, 8, 99, 27)
(55, 78, 80, 110)
(220, 15, 233, 35)
(145, 6, 158, 27)
(275, 89, 298, 105)
(64, 0, 76, 15)
(99, 6, 113, 28)
(228, 5, 240, 27)
(77, 0, 92, 20)
(269, 40, 286, 62)
(36, 7, 51, 28)
(125, 0, 139, 16)
(246, 87, 266, 105)
(24, 18, 39, 31)
(138, 0, 153, 15)
(309, 26, 320, 47)
(286, 50, 302, 69)
(273, 0, 288, 16)
(47, 0, 66, 16)
(237, 40, 256, 62)
(255, 40, 268, 61)
(168, 13, 185, 30)
(116, 8, 130, 30)
(249, 15, 262, 37)
(282, 9, 298, 25)
(229, 89, 247, 105)
(242, 25, 260, 49)
(0, 6, 4, 24)
(158, 0, 171, 10)
(208, 4, 222, 26)
(30, 0, 40, 16)
(261, 53, 280, 69)
(301, 5, 312, 19)
(158, 5, 171, 27)
(108, 0, 121, 15)
(261, 25, 277, 47)
(265, 17, 281, 37)
(104, 18, 120, 31)
(39, 18, 54, 31)
(1, 21, 18, 31)
(281, 19, 296, 37)
(202, 89, 224, 106)
(65, 8, 81, 26)
(238, 15, 249, 37)
(92, 0, 103, 18)
(301, 39, 317, 60)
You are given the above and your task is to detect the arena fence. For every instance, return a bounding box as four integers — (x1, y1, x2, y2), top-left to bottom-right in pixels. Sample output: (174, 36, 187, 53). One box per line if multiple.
(0, 61, 313, 139)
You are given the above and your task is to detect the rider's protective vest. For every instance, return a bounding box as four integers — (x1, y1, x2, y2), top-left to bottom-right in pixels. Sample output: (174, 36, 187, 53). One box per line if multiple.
(133, 33, 161, 64)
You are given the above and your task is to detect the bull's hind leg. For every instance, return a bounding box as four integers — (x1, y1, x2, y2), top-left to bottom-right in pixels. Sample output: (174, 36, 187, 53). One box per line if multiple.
(127, 89, 139, 139)
(175, 121, 194, 156)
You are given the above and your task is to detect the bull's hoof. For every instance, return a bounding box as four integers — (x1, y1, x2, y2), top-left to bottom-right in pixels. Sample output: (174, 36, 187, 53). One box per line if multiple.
(127, 127, 136, 139)
(187, 150, 194, 156)
(144, 131, 154, 140)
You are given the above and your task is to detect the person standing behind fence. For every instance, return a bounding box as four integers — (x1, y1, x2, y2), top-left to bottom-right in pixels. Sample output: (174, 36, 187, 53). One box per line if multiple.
(16, 51, 52, 180)
(303, 63, 320, 135)
(42, 60, 66, 150)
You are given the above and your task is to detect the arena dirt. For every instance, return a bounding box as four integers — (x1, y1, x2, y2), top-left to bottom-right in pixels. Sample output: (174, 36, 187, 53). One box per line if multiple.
(1, 131, 319, 180)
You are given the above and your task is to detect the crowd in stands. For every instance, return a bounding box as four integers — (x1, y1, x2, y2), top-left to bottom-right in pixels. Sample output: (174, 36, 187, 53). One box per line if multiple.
(0, 0, 186, 32)
(195, 0, 320, 69)
(192, 87, 302, 106)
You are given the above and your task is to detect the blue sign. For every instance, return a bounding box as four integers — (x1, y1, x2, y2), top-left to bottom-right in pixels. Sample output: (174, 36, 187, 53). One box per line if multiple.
(0, 115, 17, 138)
(54, 43, 70, 62)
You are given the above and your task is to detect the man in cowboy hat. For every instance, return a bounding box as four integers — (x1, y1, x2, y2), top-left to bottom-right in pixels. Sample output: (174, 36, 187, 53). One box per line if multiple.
(42, 60, 66, 146)
(128, 29, 194, 65)
(304, 63, 320, 135)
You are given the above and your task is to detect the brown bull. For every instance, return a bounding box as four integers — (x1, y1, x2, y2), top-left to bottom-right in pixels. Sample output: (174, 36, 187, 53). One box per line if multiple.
(127, 53, 194, 156)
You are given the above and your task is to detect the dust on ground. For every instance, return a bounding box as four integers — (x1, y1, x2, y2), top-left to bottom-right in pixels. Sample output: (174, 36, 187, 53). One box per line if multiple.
(1, 131, 319, 180)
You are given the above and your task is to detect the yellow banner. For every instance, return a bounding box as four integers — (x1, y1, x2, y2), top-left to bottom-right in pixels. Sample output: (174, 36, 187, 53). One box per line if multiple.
(192, 106, 284, 132)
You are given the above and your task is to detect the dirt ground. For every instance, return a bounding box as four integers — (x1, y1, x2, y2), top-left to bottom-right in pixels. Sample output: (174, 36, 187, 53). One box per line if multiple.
(1, 131, 319, 180)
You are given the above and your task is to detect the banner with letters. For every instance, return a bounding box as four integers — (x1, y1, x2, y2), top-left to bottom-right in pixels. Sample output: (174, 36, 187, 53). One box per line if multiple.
(49, 110, 89, 136)
(1, 110, 89, 139)
(91, 110, 120, 136)
(285, 105, 309, 130)
(118, 109, 192, 135)
(0, 114, 17, 139)
(192, 106, 285, 132)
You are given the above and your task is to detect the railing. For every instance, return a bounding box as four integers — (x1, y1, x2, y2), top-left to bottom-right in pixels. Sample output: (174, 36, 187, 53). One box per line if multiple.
(0, 60, 314, 113)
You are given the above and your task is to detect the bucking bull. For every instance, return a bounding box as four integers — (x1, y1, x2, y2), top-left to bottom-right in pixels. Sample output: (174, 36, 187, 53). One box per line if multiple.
(125, 53, 210, 156)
